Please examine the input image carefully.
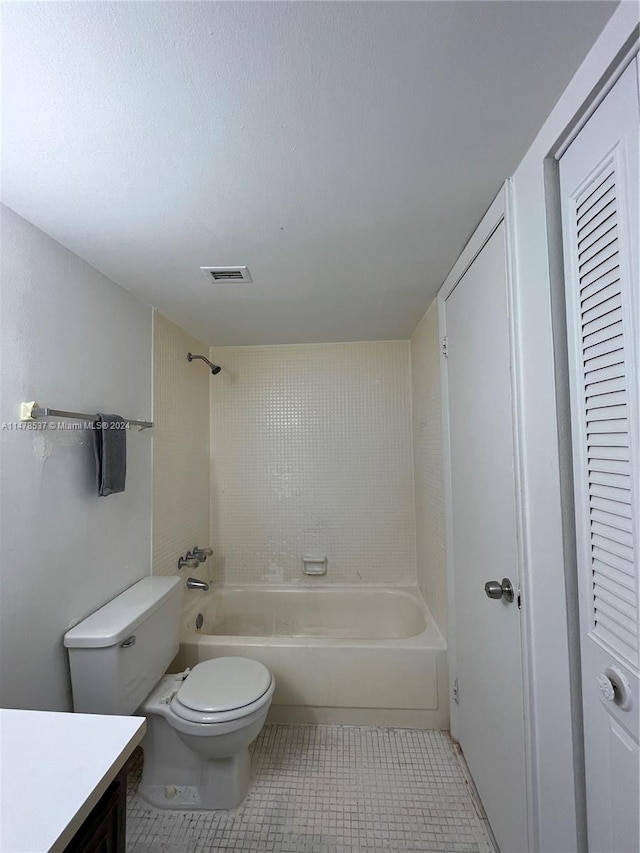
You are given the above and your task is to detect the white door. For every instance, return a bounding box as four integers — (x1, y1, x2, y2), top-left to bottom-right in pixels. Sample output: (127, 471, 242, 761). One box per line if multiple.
(444, 218, 529, 852)
(559, 60, 639, 853)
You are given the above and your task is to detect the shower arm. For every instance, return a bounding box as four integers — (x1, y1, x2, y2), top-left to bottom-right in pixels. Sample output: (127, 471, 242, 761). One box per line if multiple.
(187, 353, 221, 374)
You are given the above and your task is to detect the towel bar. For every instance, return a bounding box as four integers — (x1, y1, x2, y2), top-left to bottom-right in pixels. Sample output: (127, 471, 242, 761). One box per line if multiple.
(20, 401, 153, 431)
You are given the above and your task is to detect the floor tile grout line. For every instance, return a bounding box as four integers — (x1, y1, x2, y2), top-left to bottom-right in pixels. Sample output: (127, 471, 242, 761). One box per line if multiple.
(126, 724, 498, 853)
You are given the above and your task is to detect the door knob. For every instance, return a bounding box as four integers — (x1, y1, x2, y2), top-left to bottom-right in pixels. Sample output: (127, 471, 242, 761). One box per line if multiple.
(598, 667, 632, 710)
(484, 578, 515, 603)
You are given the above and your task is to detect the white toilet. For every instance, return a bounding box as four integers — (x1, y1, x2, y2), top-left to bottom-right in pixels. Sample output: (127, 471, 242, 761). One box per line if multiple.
(64, 576, 274, 810)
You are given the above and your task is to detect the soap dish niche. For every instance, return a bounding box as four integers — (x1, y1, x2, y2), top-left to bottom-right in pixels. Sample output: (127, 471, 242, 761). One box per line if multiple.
(302, 556, 327, 576)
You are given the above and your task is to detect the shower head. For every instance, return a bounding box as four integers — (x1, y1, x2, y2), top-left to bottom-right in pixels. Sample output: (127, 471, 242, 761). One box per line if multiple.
(187, 353, 222, 374)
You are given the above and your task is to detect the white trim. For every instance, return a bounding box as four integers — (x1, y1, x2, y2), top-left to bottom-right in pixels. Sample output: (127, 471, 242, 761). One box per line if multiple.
(517, 24, 639, 853)
(504, 179, 537, 853)
(437, 292, 457, 727)
(438, 186, 507, 740)
(150, 306, 157, 576)
(438, 184, 533, 852)
(554, 35, 639, 160)
(437, 8, 639, 851)
(558, 58, 640, 851)
(437, 186, 506, 302)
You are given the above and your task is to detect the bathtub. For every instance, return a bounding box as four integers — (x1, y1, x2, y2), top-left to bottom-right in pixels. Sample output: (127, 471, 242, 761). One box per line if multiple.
(173, 586, 449, 729)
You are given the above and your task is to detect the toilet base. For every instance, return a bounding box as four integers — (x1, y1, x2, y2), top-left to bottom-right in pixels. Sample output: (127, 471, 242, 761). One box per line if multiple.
(138, 711, 252, 810)
(138, 750, 250, 810)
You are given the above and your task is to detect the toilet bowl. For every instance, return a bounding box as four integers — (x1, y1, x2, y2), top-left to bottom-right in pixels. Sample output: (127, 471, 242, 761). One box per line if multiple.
(137, 657, 275, 810)
(64, 576, 274, 811)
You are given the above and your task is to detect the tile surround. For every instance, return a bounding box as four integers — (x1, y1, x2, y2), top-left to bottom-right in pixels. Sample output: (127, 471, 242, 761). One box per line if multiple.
(152, 312, 210, 578)
(208, 342, 417, 586)
(153, 305, 447, 628)
(127, 724, 496, 853)
(410, 302, 448, 635)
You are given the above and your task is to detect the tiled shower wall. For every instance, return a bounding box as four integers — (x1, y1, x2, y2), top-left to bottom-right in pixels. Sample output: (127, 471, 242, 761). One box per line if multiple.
(410, 301, 447, 635)
(152, 312, 210, 577)
(208, 342, 417, 586)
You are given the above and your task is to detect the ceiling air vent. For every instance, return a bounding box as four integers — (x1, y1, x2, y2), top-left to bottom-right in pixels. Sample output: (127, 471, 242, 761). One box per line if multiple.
(200, 265, 253, 283)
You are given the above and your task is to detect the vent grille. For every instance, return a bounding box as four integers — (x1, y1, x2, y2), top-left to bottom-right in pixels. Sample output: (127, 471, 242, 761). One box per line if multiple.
(200, 266, 253, 283)
(574, 158, 637, 666)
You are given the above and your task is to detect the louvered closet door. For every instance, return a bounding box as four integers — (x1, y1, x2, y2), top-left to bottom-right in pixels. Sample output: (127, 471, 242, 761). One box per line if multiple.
(560, 60, 639, 853)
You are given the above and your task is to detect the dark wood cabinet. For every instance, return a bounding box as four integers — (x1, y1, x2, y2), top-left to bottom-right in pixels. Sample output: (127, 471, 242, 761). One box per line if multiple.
(64, 765, 127, 853)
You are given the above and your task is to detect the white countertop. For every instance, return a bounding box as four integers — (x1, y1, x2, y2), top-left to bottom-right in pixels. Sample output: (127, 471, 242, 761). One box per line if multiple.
(0, 709, 146, 853)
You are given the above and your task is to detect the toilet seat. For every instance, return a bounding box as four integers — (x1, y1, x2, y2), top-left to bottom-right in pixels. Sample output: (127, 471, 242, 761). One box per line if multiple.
(170, 658, 273, 725)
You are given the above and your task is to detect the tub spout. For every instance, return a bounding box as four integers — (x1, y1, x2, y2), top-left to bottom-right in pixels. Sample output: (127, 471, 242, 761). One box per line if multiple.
(186, 577, 209, 591)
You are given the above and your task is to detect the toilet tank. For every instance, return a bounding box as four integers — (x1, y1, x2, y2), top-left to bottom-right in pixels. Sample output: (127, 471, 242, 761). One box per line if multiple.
(64, 576, 182, 715)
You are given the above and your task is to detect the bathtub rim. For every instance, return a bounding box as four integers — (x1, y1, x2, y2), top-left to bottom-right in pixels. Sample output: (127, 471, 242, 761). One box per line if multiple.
(172, 584, 449, 729)
(179, 583, 447, 649)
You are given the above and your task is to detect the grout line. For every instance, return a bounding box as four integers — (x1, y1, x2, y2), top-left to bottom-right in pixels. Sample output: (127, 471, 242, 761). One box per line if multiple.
(127, 724, 499, 853)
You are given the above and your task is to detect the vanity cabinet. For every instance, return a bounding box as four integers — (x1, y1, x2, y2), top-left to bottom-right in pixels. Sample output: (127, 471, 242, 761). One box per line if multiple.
(0, 710, 145, 853)
(64, 765, 127, 853)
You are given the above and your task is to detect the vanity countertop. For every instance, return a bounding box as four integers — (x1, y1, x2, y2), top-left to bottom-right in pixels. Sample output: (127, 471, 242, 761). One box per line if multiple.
(0, 708, 146, 853)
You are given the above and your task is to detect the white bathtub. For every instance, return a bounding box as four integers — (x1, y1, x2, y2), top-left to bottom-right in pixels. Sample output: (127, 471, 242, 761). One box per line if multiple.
(173, 586, 449, 729)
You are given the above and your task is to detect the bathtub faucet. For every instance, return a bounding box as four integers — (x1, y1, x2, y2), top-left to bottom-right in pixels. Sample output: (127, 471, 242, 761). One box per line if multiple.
(186, 577, 209, 591)
(190, 545, 213, 562)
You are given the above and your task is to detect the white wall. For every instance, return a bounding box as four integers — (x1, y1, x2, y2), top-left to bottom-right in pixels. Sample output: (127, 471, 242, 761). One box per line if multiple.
(410, 301, 447, 634)
(509, 6, 639, 852)
(208, 342, 416, 586)
(152, 311, 210, 579)
(0, 205, 153, 711)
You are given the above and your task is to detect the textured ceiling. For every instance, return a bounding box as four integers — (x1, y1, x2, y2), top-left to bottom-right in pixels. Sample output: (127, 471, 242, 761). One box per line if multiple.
(1, 1, 617, 345)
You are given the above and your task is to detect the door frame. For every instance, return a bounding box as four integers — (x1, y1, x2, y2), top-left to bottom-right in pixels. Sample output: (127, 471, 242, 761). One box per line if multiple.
(437, 182, 535, 851)
(556, 59, 640, 853)
(543, 41, 639, 853)
(435, 15, 639, 853)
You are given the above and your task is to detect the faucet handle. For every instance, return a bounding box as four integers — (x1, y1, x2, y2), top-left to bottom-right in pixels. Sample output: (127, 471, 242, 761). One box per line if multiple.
(178, 556, 200, 570)
(192, 545, 213, 561)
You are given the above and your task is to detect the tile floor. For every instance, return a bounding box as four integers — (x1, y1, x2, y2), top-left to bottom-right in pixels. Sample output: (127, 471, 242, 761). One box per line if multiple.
(127, 725, 497, 853)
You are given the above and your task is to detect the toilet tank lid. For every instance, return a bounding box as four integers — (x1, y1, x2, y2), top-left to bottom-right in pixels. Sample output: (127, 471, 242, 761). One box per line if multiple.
(64, 576, 182, 648)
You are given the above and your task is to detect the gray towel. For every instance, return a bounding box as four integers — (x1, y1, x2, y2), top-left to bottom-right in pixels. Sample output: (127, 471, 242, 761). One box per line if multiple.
(93, 414, 127, 496)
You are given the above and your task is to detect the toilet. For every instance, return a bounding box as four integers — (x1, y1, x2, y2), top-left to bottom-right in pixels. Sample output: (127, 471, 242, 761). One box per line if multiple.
(64, 576, 274, 810)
